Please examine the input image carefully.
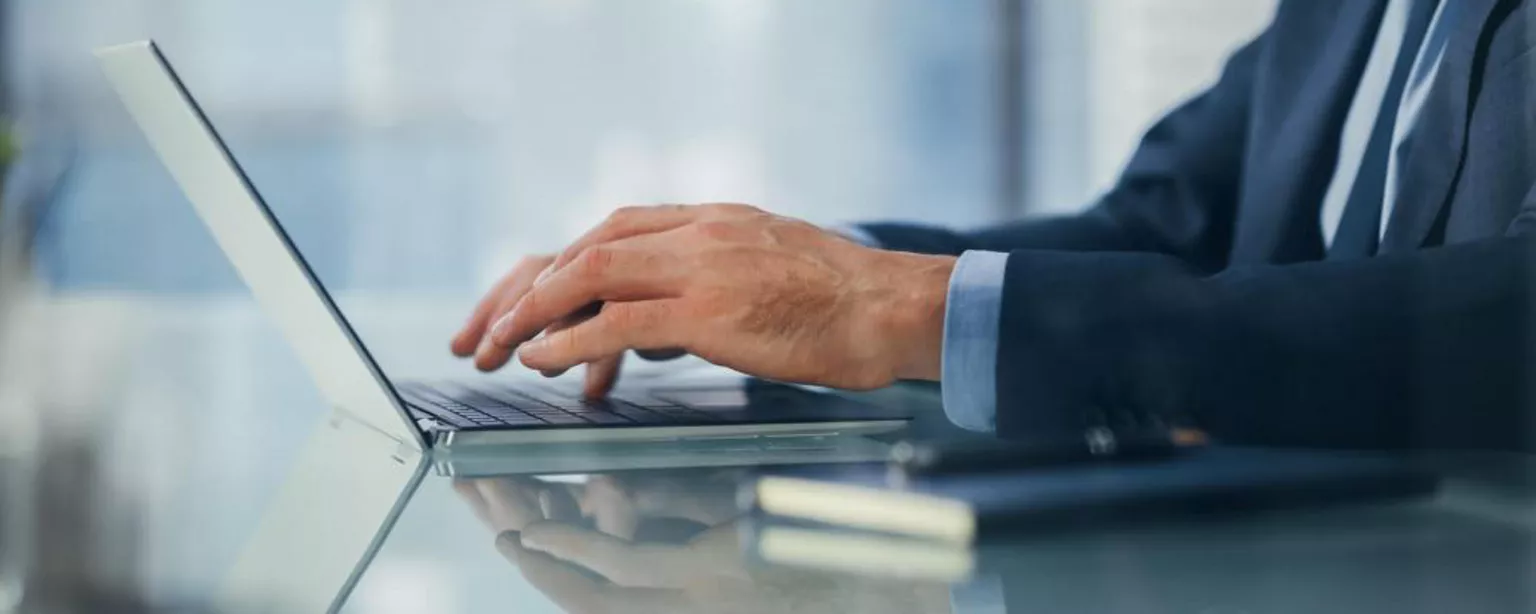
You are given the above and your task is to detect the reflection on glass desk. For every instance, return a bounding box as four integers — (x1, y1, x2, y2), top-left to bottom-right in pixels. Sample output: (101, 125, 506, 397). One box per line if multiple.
(198, 408, 1536, 614)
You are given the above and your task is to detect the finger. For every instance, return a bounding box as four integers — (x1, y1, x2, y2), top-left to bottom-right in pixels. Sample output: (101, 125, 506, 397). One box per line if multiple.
(517, 301, 685, 373)
(452, 258, 550, 357)
(490, 235, 686, 350)
(498, 534, 603, 610)
(521, 521, 699, 589)
(497, 534, 684, 614)
(467, 264, 555, 370)
(539, 486, 584, 523)
(453, 479, 494, 529)
(472, 295, 527, 371)
(625, 477, 743, 526)
(550, 204, 699, 272)
(523, 309, 599, 378)
(554, 307, 604, 372)
(474, 288, 561, 371)
(453, 271, 521, 357)
(476, 478, 545, 532)
(680, 523, 750, 579)
(584, 354, 624, 399)
(583, 476, 642, 540)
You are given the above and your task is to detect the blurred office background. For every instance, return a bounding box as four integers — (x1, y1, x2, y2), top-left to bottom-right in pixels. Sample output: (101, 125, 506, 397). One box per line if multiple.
(0, 0, 1277, 610)
(14, 0, 1276, 292)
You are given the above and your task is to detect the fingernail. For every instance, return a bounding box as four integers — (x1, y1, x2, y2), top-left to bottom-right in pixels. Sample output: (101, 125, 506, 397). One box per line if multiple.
(474, 338, 498, 370)
(520, 532, 546, 551)
(520, 337, 550, 358)
(496, 531, 521, 549)
(489, 311, 517, 345)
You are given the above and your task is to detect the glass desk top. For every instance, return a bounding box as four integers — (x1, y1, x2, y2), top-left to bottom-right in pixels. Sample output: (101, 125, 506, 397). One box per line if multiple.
(3, 295, 1534, 614)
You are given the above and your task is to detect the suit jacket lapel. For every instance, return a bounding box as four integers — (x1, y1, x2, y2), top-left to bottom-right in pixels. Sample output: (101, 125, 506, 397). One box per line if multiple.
(1233, 0, 1388, 264)
(1380, 0, 1510, 252)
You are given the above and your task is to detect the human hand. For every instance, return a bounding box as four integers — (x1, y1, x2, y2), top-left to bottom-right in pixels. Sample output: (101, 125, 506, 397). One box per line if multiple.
(477, 204, 955, 395)
(500, 524, 950, 614)
(463, 472, 950, 614)
(499, 520, 755, 614)
(455, 473, 739, 540)
(454, 477, 578, 535)
(451, 252, 557, 365)
(451, 253, 653, 398)
(458, 471, 752, 612)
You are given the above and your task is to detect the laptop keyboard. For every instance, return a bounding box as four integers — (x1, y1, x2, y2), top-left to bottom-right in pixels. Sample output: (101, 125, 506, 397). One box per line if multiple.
(396, 381, 728, 429)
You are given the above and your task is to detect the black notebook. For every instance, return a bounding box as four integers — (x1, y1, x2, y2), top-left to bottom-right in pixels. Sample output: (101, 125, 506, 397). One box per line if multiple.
(743, 447, 1438, 544)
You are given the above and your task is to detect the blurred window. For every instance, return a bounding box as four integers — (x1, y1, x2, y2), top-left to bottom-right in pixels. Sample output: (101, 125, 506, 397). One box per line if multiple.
(12, 0, 998, 293)
(1024, 0, 1278, 213)
(11, 0, 1275, 292)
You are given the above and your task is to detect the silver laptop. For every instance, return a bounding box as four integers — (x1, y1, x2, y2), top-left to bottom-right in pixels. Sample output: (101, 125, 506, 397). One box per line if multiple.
(94, 40, 911, 453)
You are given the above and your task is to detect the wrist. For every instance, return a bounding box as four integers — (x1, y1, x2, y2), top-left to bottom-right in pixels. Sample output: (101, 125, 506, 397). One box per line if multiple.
(871, 251, 955, 382)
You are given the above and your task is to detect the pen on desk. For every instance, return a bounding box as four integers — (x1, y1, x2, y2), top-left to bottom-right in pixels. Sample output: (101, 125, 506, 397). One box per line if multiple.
(891, 428, 1208, 476)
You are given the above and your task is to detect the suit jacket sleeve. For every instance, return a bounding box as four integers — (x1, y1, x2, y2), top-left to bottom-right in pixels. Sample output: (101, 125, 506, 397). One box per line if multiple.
(861, 27, 1264, 275)
(996, 212, 1536, 450)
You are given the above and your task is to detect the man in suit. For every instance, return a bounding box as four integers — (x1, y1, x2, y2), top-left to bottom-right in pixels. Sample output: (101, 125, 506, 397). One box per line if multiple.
(452, 0, 1536, 450)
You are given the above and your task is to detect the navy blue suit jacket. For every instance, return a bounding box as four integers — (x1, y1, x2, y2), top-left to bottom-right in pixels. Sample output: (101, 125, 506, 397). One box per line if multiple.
(864, 0, 1536, 450)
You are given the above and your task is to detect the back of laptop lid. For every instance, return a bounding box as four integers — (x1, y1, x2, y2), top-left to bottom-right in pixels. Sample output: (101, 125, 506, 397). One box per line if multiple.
(95, 41, 425, 449)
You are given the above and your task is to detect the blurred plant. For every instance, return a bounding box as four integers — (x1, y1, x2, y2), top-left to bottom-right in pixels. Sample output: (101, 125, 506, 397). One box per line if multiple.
(0, 122, 31, 297)
(0, 120, 34, 614)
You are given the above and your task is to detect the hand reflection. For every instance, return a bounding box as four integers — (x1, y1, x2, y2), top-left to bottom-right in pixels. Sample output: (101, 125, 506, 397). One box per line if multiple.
(454, 477, 552, 534)
(455, 472, 951, 614)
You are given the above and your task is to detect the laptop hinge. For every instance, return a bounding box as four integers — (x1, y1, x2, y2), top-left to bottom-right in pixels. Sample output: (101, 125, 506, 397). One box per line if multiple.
(391, 440, 423, 465)
(329, 408, 425, 461)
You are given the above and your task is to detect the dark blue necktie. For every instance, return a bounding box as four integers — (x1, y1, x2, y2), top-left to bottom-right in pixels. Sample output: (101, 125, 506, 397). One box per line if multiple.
(1328, 0, 1441, 260)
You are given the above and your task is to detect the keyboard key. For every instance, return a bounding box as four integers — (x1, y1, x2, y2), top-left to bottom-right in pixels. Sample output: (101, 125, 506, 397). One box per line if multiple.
(598, 401, 667, 421)
(574, 399, 626, 413)
(405, 381, 780, 428)
(480, 407, 530, 419)
(405, 402, 461, 425)
(471, 409, 541, 424)
(455, 390, 518, 409)
(399, 387, 451, 407)
(502, 383, 589, 409)
(463, 384, 551, 409)
(495, 415, 546, 426)
(608, 391, 653, 405)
